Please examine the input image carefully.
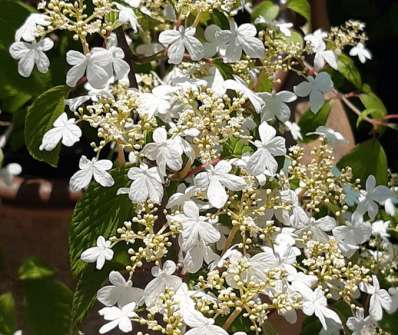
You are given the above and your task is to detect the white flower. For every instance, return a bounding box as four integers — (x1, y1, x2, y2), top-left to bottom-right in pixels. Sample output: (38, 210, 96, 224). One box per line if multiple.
(0, 163, 22, 186)
(359, 275, 393, 321)
(216, 19, 265, 63)
(108, 46, 130, 80)
(294, 72, 333, 114)
(350, 43, 372, 63)
(259, 90, 297, 122)
(294, 283, 341, 330)
(144, 260, 182, 307)
(184, 308, 228, 335)
(120, 164, 164, 204)
(203, 25, 222, 57)
(224, 75, 264, 113)
(371, 220, 390, 239)
(194, 160, 246, 208)
(183, 239, 219, 273)
(307, 126, 347, 145)
(142, 127, 183, 176)
(166, 184, 197, 209)
(39, 113, 82, 151)
(99, 302, 137, 334)
(15, 13, 50, 42)
(259, 242, 301, 276)
(138, 85, 177, 118)
(69, 156, 114, 191)
(313, 42, 337, 70)
(116, 3, 140, 32)
(276, 22, 293, 37)
(247, 121, 286, 176)
(159, 26, 204, 64)
(304, 29, 328, 50)
(97, 271, 144, 307)
(205, 67, 227, 97)
(81, 236, 114, 270)
(346, 309, 376, 335)
(356, 175, 392, 219)
(9, 38, 54, 77)
(297, 216, 336, 242)
(285, 121, 303, 141)
(169, 201, 220, 251)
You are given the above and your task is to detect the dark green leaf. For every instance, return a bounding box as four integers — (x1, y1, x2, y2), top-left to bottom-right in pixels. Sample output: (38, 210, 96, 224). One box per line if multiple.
(222, 137, 253, 158)
(18, 256, 55, 280)
(213, 59, 234, 79)
(298, 102, 331, 142)
(287, 0, 311, 22)
(25, 85, 70, 167)
(0, 292, 16, 335)
(252, 1, 280, 21)
(69, 168, 133, 275)
(337, 53, 362, 89)
(337, 138, 388, 186)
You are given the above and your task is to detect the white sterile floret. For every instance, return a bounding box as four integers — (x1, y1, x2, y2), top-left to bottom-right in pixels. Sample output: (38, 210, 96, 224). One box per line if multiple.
(216, 19, 265, 63)
(119, 163, 164, 204)
(183, 239, 220, 273)
(99, 302, 137, 334)
(159, 26, 204, 64)
(259, 90, 297, 122)
(39, 113, 82, 151)
(313, 42, 338, 70)
(9, 38, 54, 77)
(81, 236, 114, 270)
(166, 184, 197, 209)
(194, 160, 246, 209)
(294, 72, 333, 114)
(142, 127, 183, 176)
(359, 275, 393, 321)
(349, 43, 372, 64)
(307, 126, 348, 145)
(183, 308, 228, 335)
(15, 13, 50, 42)
(346, 309, 376, 335)
(116, 2, 140, 32)
(224, 75, 264, 113)
(293, 282, 341, 330)
(168, 201, 220, 251)
(138, 85, 177, 118)
(203, 24, 222, 57)
(371, 220, 390, 239)
(247, 121, 286, 176)
(69, 155, 114, 191)
(304, 29, 328, 50)
(285, 121, 303, 141)
(97, 271, 144, 307)
(144, 260, 182, 308)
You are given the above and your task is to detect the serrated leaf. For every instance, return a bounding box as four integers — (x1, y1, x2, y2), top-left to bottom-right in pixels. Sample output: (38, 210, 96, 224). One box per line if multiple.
(287, 0, 311, 22)
(25, 85, 70, 167)
(337, 138, 388, 186)
(298, 102, 331, 142)
(18, 256, 55, 280)
(69, 168, 133, 275)
(337, 53, 362, 89)
(0, 292, 16, 335)
(252, 1, 280, 21)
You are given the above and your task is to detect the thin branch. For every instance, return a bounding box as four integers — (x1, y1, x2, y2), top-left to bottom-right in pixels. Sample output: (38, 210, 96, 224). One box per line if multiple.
(115, 27, 139, 89)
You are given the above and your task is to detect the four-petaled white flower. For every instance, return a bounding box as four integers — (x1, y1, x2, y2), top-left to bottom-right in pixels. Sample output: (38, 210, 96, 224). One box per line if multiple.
(166, 184, 197, 209)
(183, 239, 219, 273)
(216, 19, 265, 63)
(97, 271, 144, 307)
(203, 24, 222, 58)
(350, 43, 372, 64)
(294, 72, 333, 114)
(39, 113, 82, 151)
(15, 13, 50, 42)
(359, 275, 393, 321)
(138, 85, 177, 118)
(120, 164, 164, 204)
(184, 308, 228, 335)
(81, 236, 114, 270)
(371, 220, 390, 239)
(159, 26, 204, 64)
(259, 90, 297, 122)
(313, 42, 338, 70)
(293, 283, 341, 330)
(307, 126, 347, 145)
(168, 201, 220, 251)
(142, 127, 183, 176)
(99, 302, 137, 334)
(70, 155, 114, 191)
(9, 38, 54, 77)
(356, 175, 392, 219)
(116, 2, 140, 32)
(247, 121, 286, 176)
(195, 160, 246, 209)
(346, 309, 376, 335)
(304, 29, 327, 50)
(285, 121, 303, 141)
(144, 260, 182, 308)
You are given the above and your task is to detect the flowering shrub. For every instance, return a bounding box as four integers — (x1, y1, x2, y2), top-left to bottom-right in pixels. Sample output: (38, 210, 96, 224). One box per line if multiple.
(3, 0, 398, 334)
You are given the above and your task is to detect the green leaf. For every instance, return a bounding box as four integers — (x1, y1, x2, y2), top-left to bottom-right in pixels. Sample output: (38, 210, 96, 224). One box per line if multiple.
(359, 92, 387, 120)
(298, 102, 331, 142)
(222, 137, 253, 158)
(213, 59, 234, 79)
(337, 138, 388, 186)
(211, 10, 229, 29)
(337, 53, 362, 89)
(18, 256, 55, 280)
(69, 168, 133, 275)
(252, 1, 280, 21)
(25, 85, 70, 167)
(380, 310, 398, 333)
(0, 292, 16, 335)
(287, 0, 311, 22)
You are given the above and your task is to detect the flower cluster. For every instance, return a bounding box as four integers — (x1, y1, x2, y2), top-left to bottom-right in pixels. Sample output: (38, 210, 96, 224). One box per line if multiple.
(8, 0, 397, 334)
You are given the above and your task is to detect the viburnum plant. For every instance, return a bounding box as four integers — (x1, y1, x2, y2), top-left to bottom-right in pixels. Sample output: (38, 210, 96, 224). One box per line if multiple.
(6, 0, 398, 334)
